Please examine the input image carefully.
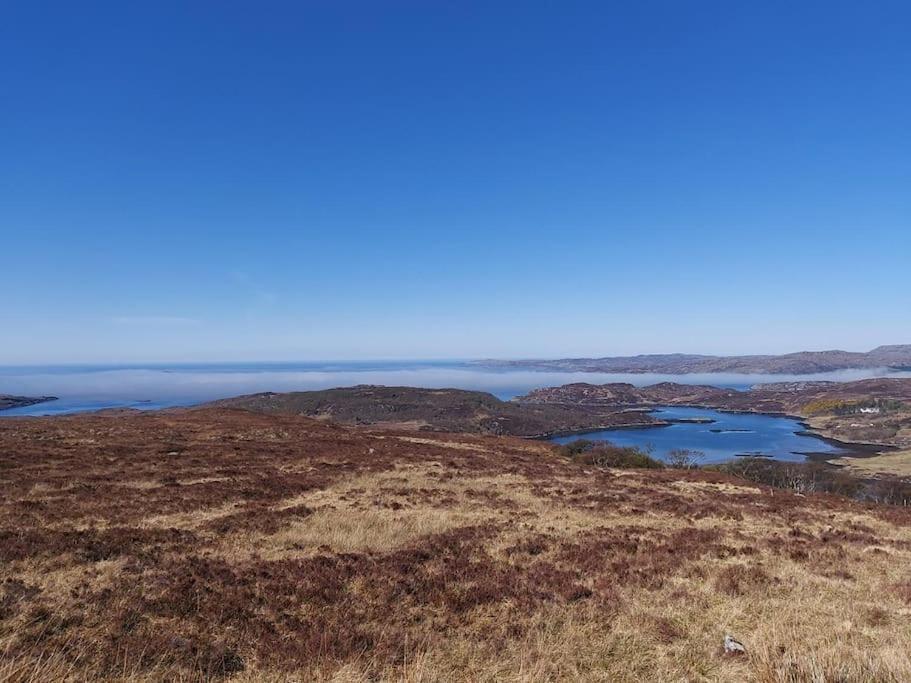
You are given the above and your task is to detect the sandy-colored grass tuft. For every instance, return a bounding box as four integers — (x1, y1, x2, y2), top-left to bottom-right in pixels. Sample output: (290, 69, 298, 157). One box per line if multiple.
(830, 449, 911, 477)
(255, 505, 479, 557)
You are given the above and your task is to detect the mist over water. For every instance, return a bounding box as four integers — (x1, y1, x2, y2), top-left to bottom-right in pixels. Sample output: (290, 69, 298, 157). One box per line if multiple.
(1, 361, 910, 416)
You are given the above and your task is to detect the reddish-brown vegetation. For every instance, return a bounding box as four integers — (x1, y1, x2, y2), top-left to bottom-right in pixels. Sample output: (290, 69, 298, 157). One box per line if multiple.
(3, 408, 911, 680)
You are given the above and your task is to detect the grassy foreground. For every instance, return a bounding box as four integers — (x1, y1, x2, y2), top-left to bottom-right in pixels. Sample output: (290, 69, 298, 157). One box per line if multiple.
(3, 409, 911, 681)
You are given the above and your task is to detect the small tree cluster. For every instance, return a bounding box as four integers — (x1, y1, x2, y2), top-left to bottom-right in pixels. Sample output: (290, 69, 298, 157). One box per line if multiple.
(558, 439, 663, 469)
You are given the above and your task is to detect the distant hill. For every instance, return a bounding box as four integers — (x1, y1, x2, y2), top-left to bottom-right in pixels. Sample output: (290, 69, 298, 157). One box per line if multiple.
(0, 395, 57, 412)
(205, 385, 660, 437)
(519, 378, 911, 411)
(475, 344, 911, 374)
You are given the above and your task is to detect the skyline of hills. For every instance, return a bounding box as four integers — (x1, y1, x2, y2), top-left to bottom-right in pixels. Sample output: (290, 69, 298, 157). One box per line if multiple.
(479, 344, 911, 375)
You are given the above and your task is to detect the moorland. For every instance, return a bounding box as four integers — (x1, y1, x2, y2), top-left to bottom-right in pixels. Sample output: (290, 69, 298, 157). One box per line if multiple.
(4, 407, 911, 680)
(208, 385, 661, 437)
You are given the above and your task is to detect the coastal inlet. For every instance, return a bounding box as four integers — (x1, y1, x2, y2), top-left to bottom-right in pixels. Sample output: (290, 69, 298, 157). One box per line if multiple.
(550, 406, 847, 464)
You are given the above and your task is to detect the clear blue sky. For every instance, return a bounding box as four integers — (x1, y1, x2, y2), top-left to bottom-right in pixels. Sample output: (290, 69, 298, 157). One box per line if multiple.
(2, 1, 909, 364)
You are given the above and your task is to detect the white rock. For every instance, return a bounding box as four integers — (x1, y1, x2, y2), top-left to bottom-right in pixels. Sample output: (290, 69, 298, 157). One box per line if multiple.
(724, 634, 746, 655)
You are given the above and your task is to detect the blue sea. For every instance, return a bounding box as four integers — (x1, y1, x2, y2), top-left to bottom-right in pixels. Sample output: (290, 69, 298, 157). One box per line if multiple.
(1, 361, 908, 418)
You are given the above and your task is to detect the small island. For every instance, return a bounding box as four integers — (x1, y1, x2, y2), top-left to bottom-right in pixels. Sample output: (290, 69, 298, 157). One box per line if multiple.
(0, 395, 58, 412)
(666, 416, 716, 424)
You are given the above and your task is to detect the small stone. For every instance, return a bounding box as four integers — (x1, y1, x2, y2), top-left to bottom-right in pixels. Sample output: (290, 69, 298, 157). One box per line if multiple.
(724, 634, 746, 655)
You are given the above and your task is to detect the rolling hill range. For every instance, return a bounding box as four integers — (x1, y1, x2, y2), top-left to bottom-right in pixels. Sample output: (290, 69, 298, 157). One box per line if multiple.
(478, 344, 911, 374)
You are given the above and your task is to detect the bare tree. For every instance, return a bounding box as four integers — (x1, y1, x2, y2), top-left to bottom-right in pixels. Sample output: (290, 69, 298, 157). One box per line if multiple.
(666, 448, 704, 469)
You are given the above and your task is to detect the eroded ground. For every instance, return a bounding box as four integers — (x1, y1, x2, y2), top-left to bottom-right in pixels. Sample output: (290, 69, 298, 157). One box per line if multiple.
(3, 408, 911, 681)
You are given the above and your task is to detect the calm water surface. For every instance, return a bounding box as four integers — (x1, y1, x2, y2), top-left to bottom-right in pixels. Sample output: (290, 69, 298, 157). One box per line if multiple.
(552, 406, 846, 463)
(1, 362, 909, 420)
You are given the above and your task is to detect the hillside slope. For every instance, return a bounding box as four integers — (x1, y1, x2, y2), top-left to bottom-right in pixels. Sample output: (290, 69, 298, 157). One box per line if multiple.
(3, 409, 911, 681)
(207, 385, 660, 436)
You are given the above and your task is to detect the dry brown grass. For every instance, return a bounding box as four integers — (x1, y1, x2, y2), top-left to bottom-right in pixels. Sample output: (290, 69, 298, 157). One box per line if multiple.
(3, 408, 911, 681)
(830, 449, 911, 478)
